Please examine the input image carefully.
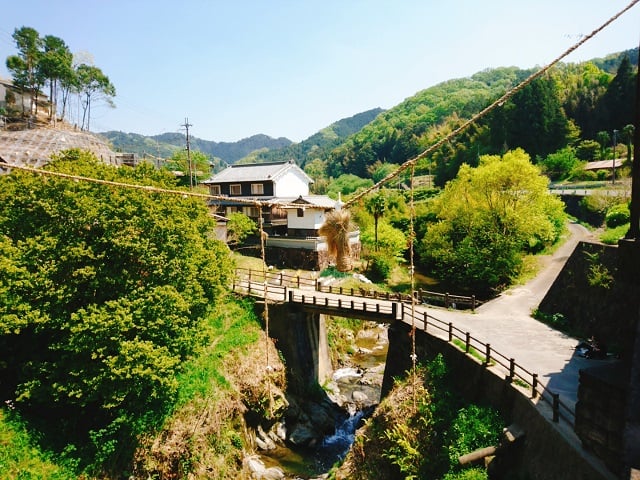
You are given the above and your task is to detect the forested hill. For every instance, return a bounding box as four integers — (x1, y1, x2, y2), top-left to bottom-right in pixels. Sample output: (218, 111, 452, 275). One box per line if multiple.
(101, 131, 292, 165)
(325, 48, 638, 184)
(237, 107, 385, 166)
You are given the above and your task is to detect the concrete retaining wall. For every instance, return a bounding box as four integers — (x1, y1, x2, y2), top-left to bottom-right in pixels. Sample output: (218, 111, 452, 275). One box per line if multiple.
(383, 321, 616, 480)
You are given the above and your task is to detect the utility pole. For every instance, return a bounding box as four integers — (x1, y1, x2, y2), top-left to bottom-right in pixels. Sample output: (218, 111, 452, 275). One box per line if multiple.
(182, 117, 193, 189)
(612, 129, 618, 185)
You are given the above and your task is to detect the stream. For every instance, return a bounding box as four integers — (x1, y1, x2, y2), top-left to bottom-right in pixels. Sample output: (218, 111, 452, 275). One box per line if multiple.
(260, 322, 389, 479)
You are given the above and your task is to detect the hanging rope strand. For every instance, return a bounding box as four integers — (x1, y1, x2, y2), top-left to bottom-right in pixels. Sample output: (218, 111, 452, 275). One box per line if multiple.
(258, 209, 274, 417)
(409, 163, 417, 412)
(343, 0, 640, 209)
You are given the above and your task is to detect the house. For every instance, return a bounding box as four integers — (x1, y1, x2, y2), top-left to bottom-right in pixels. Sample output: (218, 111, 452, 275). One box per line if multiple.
(202, 161, 360, 269)
(0, 77, 51, 121)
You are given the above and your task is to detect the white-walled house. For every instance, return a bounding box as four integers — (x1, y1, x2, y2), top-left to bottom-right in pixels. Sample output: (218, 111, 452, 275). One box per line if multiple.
(202, 161, 360, 269)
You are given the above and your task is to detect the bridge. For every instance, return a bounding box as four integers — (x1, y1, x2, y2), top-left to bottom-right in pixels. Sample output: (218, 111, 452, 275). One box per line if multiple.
(232, 267, 580, 428)
(232, 236, 618, 480)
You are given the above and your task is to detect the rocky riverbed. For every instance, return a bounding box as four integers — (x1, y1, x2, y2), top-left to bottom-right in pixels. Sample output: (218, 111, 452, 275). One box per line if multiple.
(246, 322, 389, 479)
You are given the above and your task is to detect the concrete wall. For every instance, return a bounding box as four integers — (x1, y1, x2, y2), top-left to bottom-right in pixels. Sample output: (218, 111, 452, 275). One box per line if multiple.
(262, 303, 332, 392)
(383, 321, 616, 480)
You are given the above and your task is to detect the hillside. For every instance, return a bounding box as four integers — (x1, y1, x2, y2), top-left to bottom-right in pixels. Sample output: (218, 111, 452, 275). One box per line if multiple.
(101, 131, 292, 165)
(325, 48, 638, 182)
(238, 107, 385, 166)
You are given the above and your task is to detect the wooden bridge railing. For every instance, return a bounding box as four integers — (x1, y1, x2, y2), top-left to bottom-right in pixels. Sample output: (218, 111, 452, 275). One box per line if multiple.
(234, 268, 479, 310)
(404, 307, 575, 427)
(232, 268, 573, 427)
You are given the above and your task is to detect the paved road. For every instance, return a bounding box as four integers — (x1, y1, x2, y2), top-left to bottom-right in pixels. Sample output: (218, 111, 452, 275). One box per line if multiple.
(420, 222, 609, 404)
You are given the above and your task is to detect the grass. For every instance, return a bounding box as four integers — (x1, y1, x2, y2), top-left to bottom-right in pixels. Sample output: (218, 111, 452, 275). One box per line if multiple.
(0, 409, 77, 480)
(230, 251, 266, 271)
(176, 296, 261, 406)
(600, 223, 629, 245)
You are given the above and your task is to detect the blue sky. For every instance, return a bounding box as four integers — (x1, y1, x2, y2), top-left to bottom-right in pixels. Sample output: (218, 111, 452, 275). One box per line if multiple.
(1, 1, 639, 142)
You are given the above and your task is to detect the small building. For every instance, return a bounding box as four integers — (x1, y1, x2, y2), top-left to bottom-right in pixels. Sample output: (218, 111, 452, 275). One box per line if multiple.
(0, 77, 51, 121)
(202, 161, 360, 269)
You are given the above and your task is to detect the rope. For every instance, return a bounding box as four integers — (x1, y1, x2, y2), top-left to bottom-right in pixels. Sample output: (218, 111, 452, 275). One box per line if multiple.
(343, 0, 640, 209)
(258, 214, 274, 417)
(409, 163, 417, 412)
(2, 163, 315, 210)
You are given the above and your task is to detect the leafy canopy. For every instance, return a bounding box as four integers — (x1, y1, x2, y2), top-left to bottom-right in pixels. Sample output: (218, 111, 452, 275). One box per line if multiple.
(0, 149, 233, 464)
(419, 149, 566, 295)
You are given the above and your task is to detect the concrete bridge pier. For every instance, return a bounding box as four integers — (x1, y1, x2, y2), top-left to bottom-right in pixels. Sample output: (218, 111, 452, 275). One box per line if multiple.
(264, 302, 332, 392)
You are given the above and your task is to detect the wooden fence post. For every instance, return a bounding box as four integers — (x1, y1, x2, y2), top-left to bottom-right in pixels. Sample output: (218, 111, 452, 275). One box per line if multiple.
(485, 344, 491, 366)
(448, 323, 453, 342)
(508, 359, 515, 383)
(552, 393, 560, 422)
(423, 311, 428, 332)
(465, 332, 470, 353)
(297, 276, 300, 288)
(532, 374, 538, 398)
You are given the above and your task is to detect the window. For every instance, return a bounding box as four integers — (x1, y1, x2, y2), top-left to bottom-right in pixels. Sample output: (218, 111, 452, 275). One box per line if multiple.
(227, 206, 239, 215)
(251, 183, 264, 195)
(297, 208, 305, 218)
(230, 184, 242, 196)
(245, 206, 261, 218)
(210, 185, 221, 195)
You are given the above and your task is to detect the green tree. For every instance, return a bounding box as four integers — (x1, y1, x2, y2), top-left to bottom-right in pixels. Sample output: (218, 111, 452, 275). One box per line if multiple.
(76, 64, 115, 131)
(326, 173, 373, 199)
(488, 76, 569, 159)
(5, 26, 43, 117)
(38, 35, 74, 122)
(419, 149, 565, 295)
(0, 149, 232, 468)
(596, 131, 611, 160)
(595, 55, 637, 133)
(226, 212, 257, 246)
(165, 149, 212, 186)
(540, 147, 580, 181)
(364, 189, 403, 251)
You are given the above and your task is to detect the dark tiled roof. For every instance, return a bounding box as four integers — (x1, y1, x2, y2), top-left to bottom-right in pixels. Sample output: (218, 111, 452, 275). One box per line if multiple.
(202, 161, 312, 184)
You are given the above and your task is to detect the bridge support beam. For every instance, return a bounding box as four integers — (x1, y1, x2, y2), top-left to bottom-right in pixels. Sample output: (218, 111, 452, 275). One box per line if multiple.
(264, 303, 332, 392)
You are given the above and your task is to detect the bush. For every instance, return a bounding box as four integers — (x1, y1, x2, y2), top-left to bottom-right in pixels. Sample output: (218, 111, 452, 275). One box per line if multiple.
(605, 203, 630, 228)
(367, 255, 394, 282)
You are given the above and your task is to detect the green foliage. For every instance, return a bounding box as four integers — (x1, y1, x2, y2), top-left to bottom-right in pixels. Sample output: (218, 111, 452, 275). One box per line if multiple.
(575, 140, 601, 160)
(445, 405, 502, 467)
(605, 202, 630, 228)
(320, 265, 352, 278)
(0, 409, 77, 479)
(442, 468, 488, 480)
(487, 76, 570, 159)
(419, 149, 566, 296)
(584, 251, 614, 289)
(367, 255, 395, 282)
(226, 212, 257, 246)
(347, 355, 502, 480)
(176, 297, 261, 405)
(540, 147, 580, 181)
(165, 149, 213, 184)
(0, 149, 233, 472)
(532, 309, 569, 330)
(600, 223, 629, 245)
(361, 221, 407, 258)
(326, 174, 373, 199)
